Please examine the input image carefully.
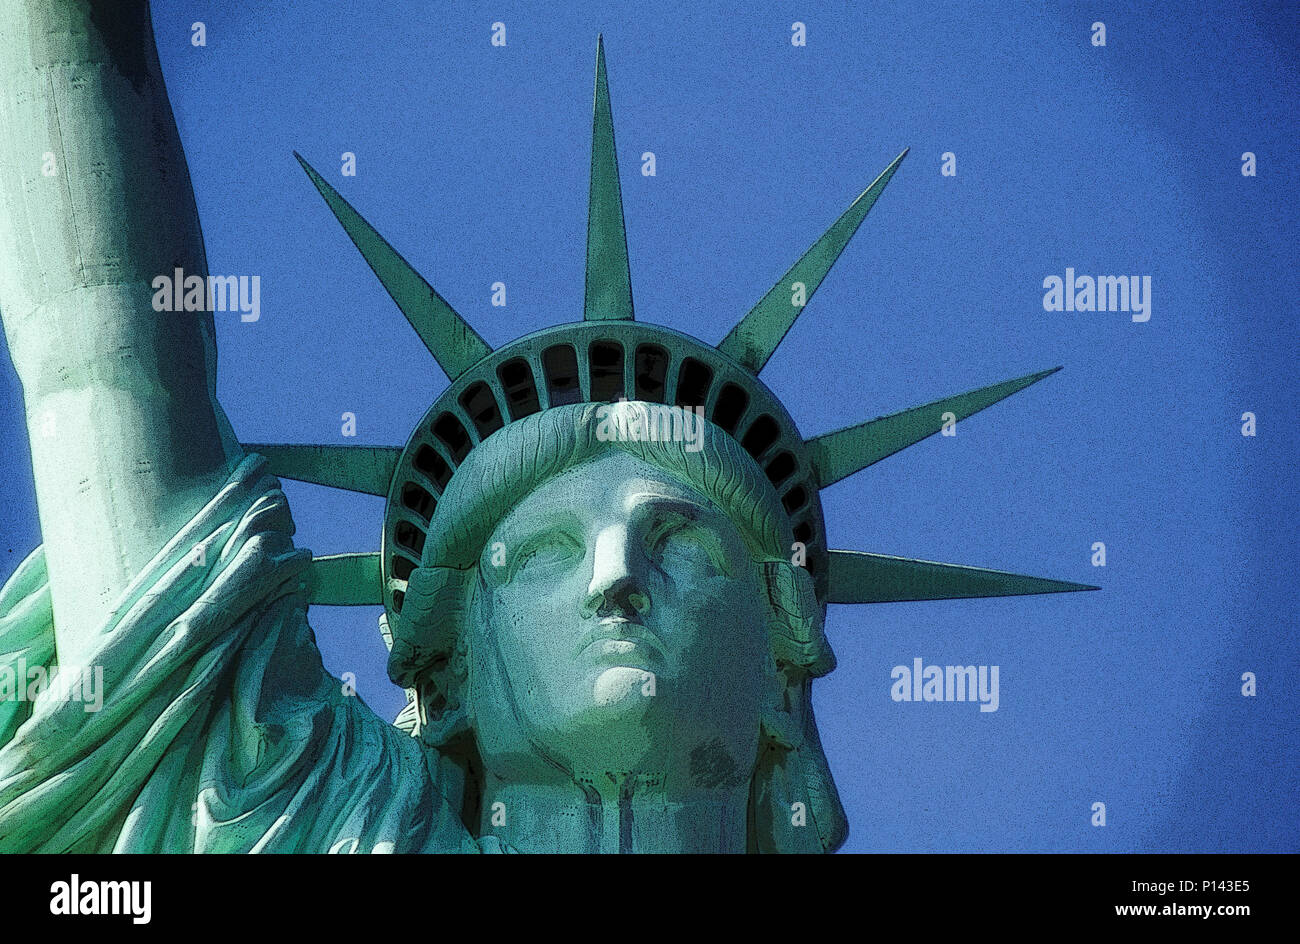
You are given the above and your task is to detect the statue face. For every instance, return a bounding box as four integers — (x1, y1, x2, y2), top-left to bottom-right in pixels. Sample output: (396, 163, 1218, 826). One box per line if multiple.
(468, 449, 770, 790)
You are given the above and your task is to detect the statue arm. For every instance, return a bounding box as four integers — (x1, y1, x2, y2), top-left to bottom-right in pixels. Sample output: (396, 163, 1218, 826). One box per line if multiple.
(0, 1, 242, 666)
(0, 7, 476, 852)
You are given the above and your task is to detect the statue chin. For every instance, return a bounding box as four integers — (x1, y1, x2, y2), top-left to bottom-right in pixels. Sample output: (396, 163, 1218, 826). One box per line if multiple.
(592, 666, 653, 707)
(475, 668, 725, 788)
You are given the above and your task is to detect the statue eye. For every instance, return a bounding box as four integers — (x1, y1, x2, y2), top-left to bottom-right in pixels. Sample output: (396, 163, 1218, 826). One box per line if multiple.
(511, 532, 582, 577)
(647, 515, 729, 577)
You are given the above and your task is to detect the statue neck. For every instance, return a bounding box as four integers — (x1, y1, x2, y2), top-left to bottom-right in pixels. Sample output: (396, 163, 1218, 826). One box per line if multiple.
(477, 777, 751, 853)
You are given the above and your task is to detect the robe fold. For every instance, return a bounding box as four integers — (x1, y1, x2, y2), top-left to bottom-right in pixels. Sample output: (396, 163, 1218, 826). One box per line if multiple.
(0, 453, 481, 853)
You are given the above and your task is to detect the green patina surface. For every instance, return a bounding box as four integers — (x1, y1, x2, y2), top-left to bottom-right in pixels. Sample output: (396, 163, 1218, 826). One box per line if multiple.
(0, 2, 1092, 853)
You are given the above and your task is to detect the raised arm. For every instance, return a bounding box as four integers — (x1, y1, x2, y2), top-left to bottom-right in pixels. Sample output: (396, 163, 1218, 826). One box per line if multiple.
(0, 1, 242, 667)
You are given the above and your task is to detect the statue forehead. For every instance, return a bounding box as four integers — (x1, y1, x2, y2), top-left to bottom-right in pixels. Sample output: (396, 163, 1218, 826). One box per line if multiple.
(489, 449, 722, 533)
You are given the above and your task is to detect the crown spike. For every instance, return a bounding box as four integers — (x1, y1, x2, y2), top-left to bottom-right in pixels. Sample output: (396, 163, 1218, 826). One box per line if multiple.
(807, 367, 1060, 489)
(826, 550, 1098, 604)
(245, 443, 402, 496)
(717, 149, 908, 373)
(583, 36, 635, 321)
(309, 552, 384, 606)
(294, 153, 492, 380)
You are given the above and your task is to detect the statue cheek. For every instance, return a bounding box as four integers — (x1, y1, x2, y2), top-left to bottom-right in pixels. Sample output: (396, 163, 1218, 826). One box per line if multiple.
(663, 581, 766, 667)
(478, 594, 573, 692)
(674, 572, 760, 618)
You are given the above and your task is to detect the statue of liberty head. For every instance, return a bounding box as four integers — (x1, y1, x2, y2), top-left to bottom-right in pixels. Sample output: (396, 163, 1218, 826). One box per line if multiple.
(251, 38, 1094, 852)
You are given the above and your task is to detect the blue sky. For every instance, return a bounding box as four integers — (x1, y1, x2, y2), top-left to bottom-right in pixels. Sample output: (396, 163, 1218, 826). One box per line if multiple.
(1, 1, 1296, 851)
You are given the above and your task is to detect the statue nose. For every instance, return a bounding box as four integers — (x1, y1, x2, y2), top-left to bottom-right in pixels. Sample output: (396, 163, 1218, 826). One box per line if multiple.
(583, 525, 651, 619)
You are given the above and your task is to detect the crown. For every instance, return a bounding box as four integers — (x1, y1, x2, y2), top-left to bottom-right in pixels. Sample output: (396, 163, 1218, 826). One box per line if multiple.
(245, 37, 1096, 627)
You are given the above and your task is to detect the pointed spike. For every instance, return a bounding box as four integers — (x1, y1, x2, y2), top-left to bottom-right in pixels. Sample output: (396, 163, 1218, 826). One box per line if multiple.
(245, 443, 402, 496)
(826, 550, 1099, 605)
(309, 552, 384, 606)
(294, 153, 492, 379)
(583, 36, 634, 321)
(717, 148, 909, 372)
(807, 367, 1061, 489)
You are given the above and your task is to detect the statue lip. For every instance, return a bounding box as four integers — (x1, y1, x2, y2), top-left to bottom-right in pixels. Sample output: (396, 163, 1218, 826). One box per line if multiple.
(575, 618, 666, 662)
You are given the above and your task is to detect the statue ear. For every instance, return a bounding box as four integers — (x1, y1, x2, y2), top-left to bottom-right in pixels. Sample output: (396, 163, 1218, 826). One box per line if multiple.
(411, 633, 471, 747)
(385, 565, 470, 682)
(382, 565, 473, 746)
(752, 560, 848, 853)
(760, 560, 835, 677)
(758, 558, 832, 746)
